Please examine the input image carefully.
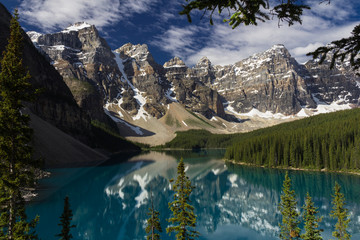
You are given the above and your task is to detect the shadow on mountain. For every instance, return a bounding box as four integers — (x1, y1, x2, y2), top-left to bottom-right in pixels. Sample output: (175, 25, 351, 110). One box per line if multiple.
(224, 113, 250, 123)
(117, 121, 155, 137)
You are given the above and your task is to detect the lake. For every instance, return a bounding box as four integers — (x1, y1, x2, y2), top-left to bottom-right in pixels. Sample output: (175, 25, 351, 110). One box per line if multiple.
(27, 150, 360, 239)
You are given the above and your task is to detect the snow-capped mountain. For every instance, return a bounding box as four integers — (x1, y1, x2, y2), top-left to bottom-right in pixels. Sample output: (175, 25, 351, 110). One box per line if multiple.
(197, 44, 360, 116)
(27, 23, 360, 144)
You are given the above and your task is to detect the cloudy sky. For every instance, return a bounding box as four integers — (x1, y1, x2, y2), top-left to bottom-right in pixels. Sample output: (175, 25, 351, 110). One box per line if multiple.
(2, 0, 360, 66)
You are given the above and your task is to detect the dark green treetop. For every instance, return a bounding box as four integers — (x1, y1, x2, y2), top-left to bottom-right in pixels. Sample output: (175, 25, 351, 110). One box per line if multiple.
(278, 172, 301, 239)
(56, 196, 76, 240)
(0, 9, 39, 240)
(301, 192, 323, 240)
(145, 191, 162, 240)
(167, 158, 199, 240)
(308, 24, 360, 73)
(180, 0, 311, 29)
(330, 182, 351, 240)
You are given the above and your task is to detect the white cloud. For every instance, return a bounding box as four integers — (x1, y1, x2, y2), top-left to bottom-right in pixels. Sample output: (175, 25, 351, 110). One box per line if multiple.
(152, 0, 360, 66)
(308, 0, 356, 21)
(18, 0, 159, 32)
(151, 25, 206, 59)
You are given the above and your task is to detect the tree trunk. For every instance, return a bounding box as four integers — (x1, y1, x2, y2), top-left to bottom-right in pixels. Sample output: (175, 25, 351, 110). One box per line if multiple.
(8, 194, 15, 240)
(8, 137, 15, 240)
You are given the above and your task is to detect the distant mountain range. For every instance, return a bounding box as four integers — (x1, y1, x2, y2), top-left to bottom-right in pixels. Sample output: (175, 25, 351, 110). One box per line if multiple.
(24, 21, 360, 145)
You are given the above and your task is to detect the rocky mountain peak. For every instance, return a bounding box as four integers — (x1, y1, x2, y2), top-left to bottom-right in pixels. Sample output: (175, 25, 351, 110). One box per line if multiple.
(27, 31, 43, 43)
(237, 44, 291, 70)
(117, 43, 154, 62)
(29, 22, 124, 123)
(24, 19, 360, 142)
(266, 44, 291, 57)
(194, 56, 212, 69)
(163, 56, 187, 68)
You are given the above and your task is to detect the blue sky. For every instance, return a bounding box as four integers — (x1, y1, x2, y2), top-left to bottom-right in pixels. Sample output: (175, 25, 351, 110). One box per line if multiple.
(2, 0, 360, 66)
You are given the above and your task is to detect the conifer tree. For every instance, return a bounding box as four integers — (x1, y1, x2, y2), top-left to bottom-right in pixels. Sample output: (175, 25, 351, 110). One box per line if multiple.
(278, 172, 300, 239)
(301, 192, 323, 240)
(56, 196, 76, 240)
(167, 158, 199, 240)
(145, 191, 162, 240)
(0, 9, 39, 239)
(330, 182, 351, 240)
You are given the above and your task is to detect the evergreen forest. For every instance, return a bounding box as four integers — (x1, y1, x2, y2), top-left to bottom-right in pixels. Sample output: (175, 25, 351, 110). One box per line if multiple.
(225, 108, 360, 171)
(158, 108, 360, 172)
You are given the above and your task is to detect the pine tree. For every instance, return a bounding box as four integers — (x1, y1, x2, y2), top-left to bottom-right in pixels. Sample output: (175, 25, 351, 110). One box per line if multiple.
(56, 196, 76, 240)
(330, 182, 351, 240)
(145, 191, 162, 240)
(301, 193, 323, 240)
(167, 158, 199, 240)
(278, 172, 300, 240)
(0, 9, 39, 239)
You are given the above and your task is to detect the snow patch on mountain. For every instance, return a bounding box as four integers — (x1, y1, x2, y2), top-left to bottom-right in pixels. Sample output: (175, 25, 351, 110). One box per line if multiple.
(27, 31, 42, 43)
(62, 22, 91, 33)
(309, 95, 351, 115)
(103, 104, 143, 135)
(165, 84, 177, 102)
(239, 109, 291, 119)
(114, 52, 149, 121)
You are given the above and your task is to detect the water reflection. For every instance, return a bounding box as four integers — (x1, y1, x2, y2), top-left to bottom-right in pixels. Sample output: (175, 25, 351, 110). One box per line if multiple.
(27, 150, 360, 240)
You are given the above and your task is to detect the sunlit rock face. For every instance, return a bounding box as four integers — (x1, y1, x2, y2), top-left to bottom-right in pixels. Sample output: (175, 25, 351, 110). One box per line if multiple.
(114, 43, 169, 118)
(30, 22, 126, 123)
(212, 45, 317, 115)
(201, 45, 360, 116)
(163, 57, 226, 119)
(30, 23, 225, 122)
(304, 54, 360, 106)
(28, 22, 360, 130)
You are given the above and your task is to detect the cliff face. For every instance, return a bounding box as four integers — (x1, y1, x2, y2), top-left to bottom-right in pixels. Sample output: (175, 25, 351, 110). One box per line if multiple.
(30, 22, 125, 123)
(114, 43, 169, 118)
(0, 4, 92, 144)
(203, 45, 360, 115)
(20, 16, 360, 141)
(32, 24, 226, 121)
(304, 55, 360, 106)
(164, 57, 226, 118)
(194, 45, 316, 115)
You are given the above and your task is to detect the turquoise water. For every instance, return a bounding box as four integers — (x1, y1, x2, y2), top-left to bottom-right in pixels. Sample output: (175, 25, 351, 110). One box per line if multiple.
(27, 150, 360, 239)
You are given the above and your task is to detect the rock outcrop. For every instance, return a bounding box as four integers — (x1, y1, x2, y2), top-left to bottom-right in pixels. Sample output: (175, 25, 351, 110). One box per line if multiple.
(196, 45, 317, 115)
(164, 57, 226, 118)
(32, 22, 124, 123)
(31, 24, 226, 121)
(200, 45, 360, 115)
(304, 55, 360, 106)
(115, 43, 169, 118)
(23, 17, 360, 139)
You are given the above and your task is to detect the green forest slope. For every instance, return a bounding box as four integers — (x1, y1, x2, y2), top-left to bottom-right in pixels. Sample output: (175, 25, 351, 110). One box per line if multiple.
(225, 109, 360, 171)
(158, 109, 360, 171)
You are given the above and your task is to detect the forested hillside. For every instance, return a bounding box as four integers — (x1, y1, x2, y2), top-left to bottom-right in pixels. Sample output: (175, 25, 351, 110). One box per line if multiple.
(159, 109, 360, 171)
(225, 109, 360, 171)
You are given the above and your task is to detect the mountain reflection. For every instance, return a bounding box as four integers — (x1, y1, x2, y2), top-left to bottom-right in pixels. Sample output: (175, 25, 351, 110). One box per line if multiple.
(28, 150, 360, 240)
